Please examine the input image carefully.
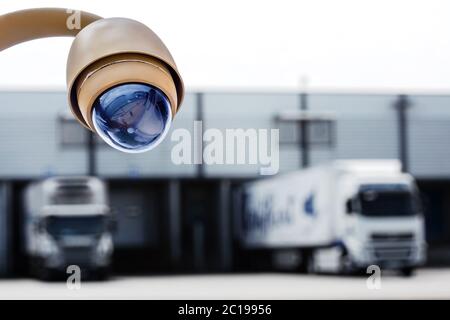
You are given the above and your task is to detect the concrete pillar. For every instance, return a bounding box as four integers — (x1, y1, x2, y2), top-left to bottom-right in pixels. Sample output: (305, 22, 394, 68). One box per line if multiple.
(394, 95, 411, 173)
(167, 180, 181, 269)
(218, 179, 232, 271)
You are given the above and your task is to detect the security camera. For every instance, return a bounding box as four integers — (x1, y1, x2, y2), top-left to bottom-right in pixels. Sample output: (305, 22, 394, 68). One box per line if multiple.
(0, 8, 184, 153)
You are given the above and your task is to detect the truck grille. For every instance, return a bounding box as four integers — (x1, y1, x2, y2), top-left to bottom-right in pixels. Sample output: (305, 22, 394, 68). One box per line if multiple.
(369, 233, 416, 261)
(371, 233, 414, 241)
(372, 246, 413, 260)
(63, 247, 92, 265)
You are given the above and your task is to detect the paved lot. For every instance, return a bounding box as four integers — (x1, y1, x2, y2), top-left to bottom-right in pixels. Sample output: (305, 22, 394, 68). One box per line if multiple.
(0, 268, 449, 299)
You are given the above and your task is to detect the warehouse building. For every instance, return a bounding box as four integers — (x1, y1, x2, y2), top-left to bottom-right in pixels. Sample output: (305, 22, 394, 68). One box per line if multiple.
(0, 90, 449, 276)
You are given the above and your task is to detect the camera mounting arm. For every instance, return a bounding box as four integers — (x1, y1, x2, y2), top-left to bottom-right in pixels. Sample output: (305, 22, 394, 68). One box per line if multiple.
(0, 8, 102, 51)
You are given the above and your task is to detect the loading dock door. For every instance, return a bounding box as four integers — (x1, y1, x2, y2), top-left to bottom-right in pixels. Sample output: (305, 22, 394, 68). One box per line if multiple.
(111, 191, 152, 248)
(181, 181, 219, 272)
(109, 181, 169, 273)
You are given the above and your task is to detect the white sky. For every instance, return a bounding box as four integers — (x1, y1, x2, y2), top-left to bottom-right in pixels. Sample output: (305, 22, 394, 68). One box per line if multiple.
(1, 0, 450, 92)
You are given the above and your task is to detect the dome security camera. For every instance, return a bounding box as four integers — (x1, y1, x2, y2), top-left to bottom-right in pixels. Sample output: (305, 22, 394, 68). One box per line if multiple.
(0, 8, 184, 153)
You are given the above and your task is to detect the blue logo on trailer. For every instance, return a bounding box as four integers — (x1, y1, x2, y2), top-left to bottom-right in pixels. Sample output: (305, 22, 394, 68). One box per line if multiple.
(304, 193, 316, 217)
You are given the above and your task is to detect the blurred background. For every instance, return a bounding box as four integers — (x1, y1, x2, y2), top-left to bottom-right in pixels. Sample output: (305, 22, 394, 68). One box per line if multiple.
(0, 90, 449, 277)
(1, 0, 450, 298)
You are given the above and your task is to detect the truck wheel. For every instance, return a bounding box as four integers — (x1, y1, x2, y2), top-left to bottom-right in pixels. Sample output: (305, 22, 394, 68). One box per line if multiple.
(400, 267, 415, 277)
(339, 254, 354, 275)
(37, 266, 55, 281)
(93, 267, 111, 281)
(30, 258, 54, 281)
(295, 250, 312, 274)
(306, 252, 315, 274)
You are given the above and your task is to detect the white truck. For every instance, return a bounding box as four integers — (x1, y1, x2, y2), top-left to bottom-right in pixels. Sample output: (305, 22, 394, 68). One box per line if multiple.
(24, 176, 114, 280)
(234, 160, 426, 276)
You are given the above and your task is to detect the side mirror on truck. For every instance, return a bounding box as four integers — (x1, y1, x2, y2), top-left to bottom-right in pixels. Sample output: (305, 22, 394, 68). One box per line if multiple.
(345, 199, 353, 214)
(33, 220, 45, 232)
(108, 217, 118, 233)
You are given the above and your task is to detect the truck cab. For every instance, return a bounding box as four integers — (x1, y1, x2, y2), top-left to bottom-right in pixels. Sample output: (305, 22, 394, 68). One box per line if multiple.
(337, 172, 426, 275)
(24, 177, 113, 280)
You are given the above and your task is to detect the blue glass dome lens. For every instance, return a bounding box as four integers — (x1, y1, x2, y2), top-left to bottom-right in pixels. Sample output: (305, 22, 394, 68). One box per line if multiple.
(92, 83, 172, 153)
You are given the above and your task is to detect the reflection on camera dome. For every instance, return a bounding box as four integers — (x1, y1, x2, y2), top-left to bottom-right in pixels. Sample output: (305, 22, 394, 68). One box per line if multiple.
(92, 83, 172, 153)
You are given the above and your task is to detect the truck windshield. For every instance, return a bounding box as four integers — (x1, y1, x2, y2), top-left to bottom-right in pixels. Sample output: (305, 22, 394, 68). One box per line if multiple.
(46, 216, 105, 236)
(358, 184, 419, 217)
(51, 185, 94, 205)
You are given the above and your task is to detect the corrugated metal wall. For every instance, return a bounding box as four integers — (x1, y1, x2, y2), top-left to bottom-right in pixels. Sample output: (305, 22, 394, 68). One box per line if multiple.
(0, 92, 87, 178)
(309, 94, 399, 164)
(203, 93, 300, 176)
(0, 90, 449, 179)
(408, 95, 450, 179)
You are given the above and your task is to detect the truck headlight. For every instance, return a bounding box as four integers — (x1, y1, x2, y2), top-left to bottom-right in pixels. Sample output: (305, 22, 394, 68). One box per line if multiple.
(96, 235, 113, 257)
(41, 234, 60, 257)
(40, 234, 62, 268)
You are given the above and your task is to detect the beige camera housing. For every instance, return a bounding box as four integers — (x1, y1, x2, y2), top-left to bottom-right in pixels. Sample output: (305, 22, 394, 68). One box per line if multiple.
(0, 8, 184, 131)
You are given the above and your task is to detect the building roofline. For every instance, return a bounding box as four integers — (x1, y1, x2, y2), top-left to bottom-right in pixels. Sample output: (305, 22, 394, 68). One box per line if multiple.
(2, 85, 450, 96)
